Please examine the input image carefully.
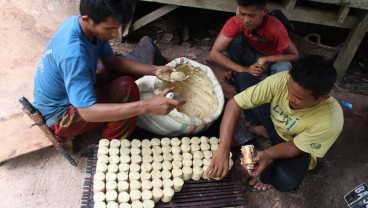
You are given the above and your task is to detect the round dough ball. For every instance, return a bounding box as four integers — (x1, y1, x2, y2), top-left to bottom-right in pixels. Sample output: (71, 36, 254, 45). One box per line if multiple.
(163, 153, 173, 162)
(193, 151, 204, 159)
(119, 155, 131, 164)
(229, 158, 234, 170)
(161, 187, 174, 203)
(211, 143, 219, 151)
(118, 191, 130, 203)
(151, 170, 162, 180)
(117, 181, 129, 192)
(161, 137, 171, 146)
(180, 143, 191, 153)
(119, 147, 130, 156)
(99, 139, 110, 147)
(119, 203, 131, 208)
(191, 144, 200, 153)
(182, 152, 192, 160)
(94, 180, 105, 192)
(172, 160, 183, 169)
(107, 163, 118, 173)
(131, 155, 142, 164)
(130, 189, 142, 201)
(152, 188, 163, 202)
(94, 201, 106, 208)
(142, 190, 153, 200)
(142, 155, 153, 163)
(203, 151, 213, 159)
(131, 139, 142, 148)
(190, 137, 200, 145)
(200, 143, 210, 151)
(200, 136, 209, 144)
(161, 145, 171, 154)
(97, 154, 109, 164)
(129, 171, 140, 181)
(193, 159, 203, 167)
(96, 163, 108, 173)
(97, 146, 109, 156)
(106, 180, 117, 191)
(152, 178, 163, 189)
(109, 155, 120, 164)
(171, 146, 181, 154)
(162, 178, 173, 189)
(161, 170, 172, 179)
(173, 177, 184, 192)
(93, 192, 105, 202)
(117, 172, 128, 182)
(172, 153, 183, 161)
(203, 158, 211, 166)
(152, 146, 162, 155)
(120, 139, 131, 148)
(105, 190, 118, 202)
(118, 163, 130, 172)
(110, 139, 121, 148)
(106, 172, 117, 181)
(141, 139, 152, 148)
(141, 172, 152, 181)
(107, 201, 118, 208)
(94, 171, 106, 182)
(170, 137, 181, 146)
(181, 137, 191, 144)
(162, 160, 172, 171)
(141, 163, 153, 173)
(142, 200, 155, 208)
(151, 138, 161, 146)
(130, 180, 142, 190)
(209, 137, 219, 145)
(108, 147, 119, 155)
(153, 155, 163, 163)
(142, 148, 152, 156)
(170, 71, 186, 81)
(130, 163, 141, 172)
(182, 166, 193, 181)
(172, 168, 183, 179)
(130, 147, 141, 155)
(142, 180, 153, 190)
(182, 158, 192, 167)
(131, 201, 143, 208)
(152, 161, 162, 171)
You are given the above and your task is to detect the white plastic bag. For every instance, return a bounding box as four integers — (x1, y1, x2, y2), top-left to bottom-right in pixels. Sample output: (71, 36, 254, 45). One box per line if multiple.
(136, 57, 224, 136)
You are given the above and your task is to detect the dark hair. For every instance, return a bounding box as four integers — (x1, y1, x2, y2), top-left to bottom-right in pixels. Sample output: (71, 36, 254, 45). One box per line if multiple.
(290, 55, 337, 99)
(80, 0, 133, 25)
(237, 0, 266, 9)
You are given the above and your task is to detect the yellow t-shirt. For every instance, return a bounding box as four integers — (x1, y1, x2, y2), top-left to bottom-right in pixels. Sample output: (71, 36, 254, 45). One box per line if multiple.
(234, 71, 344, 169)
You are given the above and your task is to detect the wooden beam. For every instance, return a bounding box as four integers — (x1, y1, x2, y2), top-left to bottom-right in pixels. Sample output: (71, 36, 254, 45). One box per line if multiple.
(283, 0, 297, 10)
(130, 4, 179, 34)
(306, 0, 368, 10)
(122, 0, 137, 38)
(337, 5, 350, 23)
(334, 11, 368, 80)
(138, 0, 237, 12)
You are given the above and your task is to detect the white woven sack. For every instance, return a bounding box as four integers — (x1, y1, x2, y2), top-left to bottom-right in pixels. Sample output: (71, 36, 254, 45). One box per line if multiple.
(136, 57, 224, 136)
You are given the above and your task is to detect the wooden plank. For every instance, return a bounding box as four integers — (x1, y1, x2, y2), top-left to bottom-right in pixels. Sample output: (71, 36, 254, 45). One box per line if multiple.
(131, 4, 180, 33)
(337, 5, 350, 23)
(0, 113, 52, 162)
(334, 11, 368, 80)
(307, 0, 368, 10)
(283, 0, 297, 10)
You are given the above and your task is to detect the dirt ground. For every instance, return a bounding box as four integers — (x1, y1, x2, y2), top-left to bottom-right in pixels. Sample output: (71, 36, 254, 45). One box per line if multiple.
(0, 1, 367, 208)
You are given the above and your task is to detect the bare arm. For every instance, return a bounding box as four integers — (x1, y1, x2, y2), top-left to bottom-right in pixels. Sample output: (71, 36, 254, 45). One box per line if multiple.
(77, 88, 184, 122)
(256, 41, 299, 65)
(205, 98, 242, 179)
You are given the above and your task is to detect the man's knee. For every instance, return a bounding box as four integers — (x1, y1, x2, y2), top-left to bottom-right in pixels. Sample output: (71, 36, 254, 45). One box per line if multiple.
(115, 76, 140, 102)
(270, 62, 292, 74)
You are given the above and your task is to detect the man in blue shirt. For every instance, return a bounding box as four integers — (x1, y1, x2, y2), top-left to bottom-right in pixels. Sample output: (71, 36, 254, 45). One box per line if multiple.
(33, 0, 184, 141)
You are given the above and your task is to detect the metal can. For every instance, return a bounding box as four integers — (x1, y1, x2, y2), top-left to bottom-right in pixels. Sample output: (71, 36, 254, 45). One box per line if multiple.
(241, 145, 255, 170)
(165, 91, 180, 100)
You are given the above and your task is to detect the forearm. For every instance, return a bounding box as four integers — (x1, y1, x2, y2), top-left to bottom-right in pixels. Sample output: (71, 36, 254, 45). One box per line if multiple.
(264, 140, 303, 160)
(105, 56, 157, 76)
(77, 101, 149, 122)
(261, 53, 298, 64)
(218, 99, 242, 151)
(210, 50, 248, 73)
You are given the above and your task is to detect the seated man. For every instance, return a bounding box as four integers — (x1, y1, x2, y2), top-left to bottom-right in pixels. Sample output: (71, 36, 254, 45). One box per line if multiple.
(33, 0, 184, 142)
(205, 55, 344, 192)
(209, 0, 299, 90)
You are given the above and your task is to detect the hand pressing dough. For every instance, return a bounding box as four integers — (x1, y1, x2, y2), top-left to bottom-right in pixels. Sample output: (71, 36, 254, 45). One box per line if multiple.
(118, 163, 130, 172)
(170, 137, 181, 146)
(108, 147, 119, 155)
(141, 180, 153, 190)
(120, 139, 131, 148)
(107, 164, 118, 173)
(119, 155, 131, 164)
(141, 163, 153, 173)
(106, 180, 117, 191)
(130, 189, 142, 201)
(130, 180, 142, 190)
(108, 155, 120, 164)
(211, 143, 219, 151)
(141, 139, 151, 148)
(173, 177, 184, 192)
(106, 172, 117, 181)
(99, 139, 110, 147)
(117, 191, 130, 203)
(105, 190, 118, 202)
(117, 181, 129, 192)
(181, 137, 191, 144)
(161, 137, 171, 146)
(152, 187, 163, 202)
(151, 138, 161, 146)
(202, 165, 209, 179)
(142, 190, 153, 200)
(119, 147, 130, 156)
(109, 139, 120, 148)
(161, 187, 174, 202)
(94, 180, 105, 192)
(97, 154, 109, 164)
(117, 172, 128, 182)
(131, 139, 142, 148)
(93, 192, 105, 202)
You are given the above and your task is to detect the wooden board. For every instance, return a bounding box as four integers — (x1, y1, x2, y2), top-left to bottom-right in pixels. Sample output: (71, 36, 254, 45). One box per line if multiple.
(0, 112, 52, 162)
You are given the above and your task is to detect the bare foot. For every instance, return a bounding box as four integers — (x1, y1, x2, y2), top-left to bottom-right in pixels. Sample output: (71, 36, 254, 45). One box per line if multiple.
(248, 125, 270, 139)
(249, 177, 272, 191)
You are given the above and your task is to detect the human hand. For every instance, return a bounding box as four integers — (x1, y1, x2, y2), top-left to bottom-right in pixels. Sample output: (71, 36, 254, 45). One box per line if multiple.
(256, 57, 267, 66)
(248, 63, 263, 77)
(154, 66, 175, 82)
(145, 88, 185, 115)
(204, 147, 230, 180)
(246, 150, 273, 177)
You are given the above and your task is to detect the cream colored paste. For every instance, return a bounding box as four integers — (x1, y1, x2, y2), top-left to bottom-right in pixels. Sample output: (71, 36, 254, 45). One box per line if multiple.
(161, 64, 218, 118)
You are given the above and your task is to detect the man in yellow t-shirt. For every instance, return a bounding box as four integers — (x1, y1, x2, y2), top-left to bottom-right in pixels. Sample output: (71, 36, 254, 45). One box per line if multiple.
(205, 55, 344, 192)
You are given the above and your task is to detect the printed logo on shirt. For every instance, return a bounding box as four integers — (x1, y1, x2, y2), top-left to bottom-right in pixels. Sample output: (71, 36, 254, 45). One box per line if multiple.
(37, 49, 53, 73)
(310, 143, 321, 150)
(272, 104, 299, 131)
